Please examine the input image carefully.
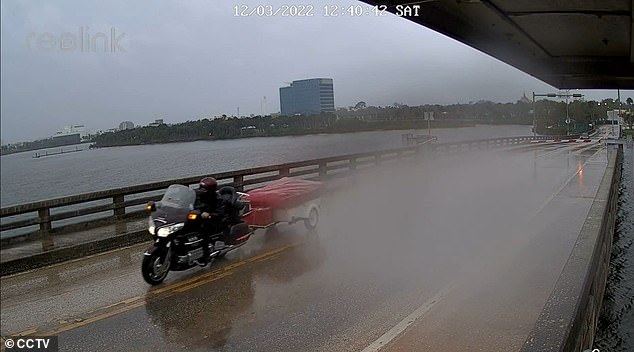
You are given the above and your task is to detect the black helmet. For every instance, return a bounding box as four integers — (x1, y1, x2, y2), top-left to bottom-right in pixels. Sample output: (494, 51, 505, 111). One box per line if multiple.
(199, 177, 217, 193)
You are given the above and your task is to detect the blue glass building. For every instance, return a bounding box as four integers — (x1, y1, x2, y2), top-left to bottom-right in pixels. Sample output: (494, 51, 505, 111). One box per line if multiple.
(279, 78, 335, 116)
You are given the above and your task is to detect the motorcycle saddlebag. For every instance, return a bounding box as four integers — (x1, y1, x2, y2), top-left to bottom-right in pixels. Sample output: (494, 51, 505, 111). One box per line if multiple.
(243, 207, 274, 227)
(229, 223, 251, 242)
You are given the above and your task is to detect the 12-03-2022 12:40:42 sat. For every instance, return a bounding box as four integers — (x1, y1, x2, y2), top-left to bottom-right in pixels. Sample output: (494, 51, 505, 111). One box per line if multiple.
(232, 4, 424, 17)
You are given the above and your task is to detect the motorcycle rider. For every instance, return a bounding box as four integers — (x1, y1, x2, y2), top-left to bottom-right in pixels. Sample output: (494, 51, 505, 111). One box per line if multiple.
(194, 177, 225, 265)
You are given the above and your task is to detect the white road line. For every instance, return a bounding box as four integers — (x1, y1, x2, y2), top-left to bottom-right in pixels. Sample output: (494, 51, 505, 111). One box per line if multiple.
(532, 146, 604, 218)
(360, 284, 453, 352)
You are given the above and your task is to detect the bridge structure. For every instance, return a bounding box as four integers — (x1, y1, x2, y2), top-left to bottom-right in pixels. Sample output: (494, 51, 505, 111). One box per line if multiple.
(0, 130, 624, 352)
(3, 1, 633, 350)
(362, 0, 634, 88)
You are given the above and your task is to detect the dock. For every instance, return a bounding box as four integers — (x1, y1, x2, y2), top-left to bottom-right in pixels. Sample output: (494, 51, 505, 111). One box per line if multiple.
(33, 147, 83, 158)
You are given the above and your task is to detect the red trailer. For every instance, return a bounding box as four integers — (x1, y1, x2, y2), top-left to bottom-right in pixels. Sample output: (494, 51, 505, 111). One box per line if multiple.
(240, 178, 322, 230)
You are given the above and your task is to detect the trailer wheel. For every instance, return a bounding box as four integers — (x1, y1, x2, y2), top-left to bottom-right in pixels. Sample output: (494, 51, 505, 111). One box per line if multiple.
(304, 207, 319, 230)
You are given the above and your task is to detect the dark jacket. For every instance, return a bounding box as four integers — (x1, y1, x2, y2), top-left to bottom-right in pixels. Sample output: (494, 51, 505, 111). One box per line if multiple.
(194, 190, 223, 216)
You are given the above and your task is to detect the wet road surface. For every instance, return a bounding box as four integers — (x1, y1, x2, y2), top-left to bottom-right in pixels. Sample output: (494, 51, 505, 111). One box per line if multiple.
(1, 140, 610, 351)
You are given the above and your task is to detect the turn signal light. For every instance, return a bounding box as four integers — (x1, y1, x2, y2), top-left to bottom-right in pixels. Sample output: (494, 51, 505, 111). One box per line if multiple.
(187, 213, 198, 220)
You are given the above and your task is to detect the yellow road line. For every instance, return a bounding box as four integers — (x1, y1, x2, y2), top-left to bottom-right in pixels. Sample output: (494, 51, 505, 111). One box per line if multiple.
(9, 328, 38, 336)
(173, 270, 234, 293)
(11, 240, 305, 338)
(41, 300, 147, 336)
(144, 242, 297, 297)
(84, 295, 146, 315)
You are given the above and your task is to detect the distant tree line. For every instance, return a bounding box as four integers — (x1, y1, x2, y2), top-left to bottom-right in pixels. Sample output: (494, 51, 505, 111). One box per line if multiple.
(91, 112, 476, 148)
(92, 114, 337, 147)
(5, 98, 628, 152)
(533, 98, 632, 134)
(90, 98, 630, 147)
(338, 100, 533, 123)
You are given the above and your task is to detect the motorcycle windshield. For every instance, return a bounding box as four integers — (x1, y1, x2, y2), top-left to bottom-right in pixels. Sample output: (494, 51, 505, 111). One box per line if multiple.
(160, 184, 196, 210)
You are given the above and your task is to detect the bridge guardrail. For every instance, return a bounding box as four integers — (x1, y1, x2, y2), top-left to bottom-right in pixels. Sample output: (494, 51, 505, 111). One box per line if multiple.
(0, 136, 540, 246)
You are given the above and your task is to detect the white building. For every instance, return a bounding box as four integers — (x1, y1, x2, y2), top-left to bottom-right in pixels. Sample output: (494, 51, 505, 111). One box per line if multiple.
(148, 119, 164, 127)
(54, 125, 89, 138)
(119, 121, 135, 130)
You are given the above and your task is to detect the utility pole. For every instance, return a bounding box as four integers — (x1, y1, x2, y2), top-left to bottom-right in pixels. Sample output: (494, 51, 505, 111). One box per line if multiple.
(532, 92, 536, 138)
(565, 92, 570, 136)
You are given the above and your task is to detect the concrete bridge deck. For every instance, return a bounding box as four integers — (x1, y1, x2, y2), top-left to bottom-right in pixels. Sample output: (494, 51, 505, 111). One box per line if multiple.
(0, 140, 615, 351)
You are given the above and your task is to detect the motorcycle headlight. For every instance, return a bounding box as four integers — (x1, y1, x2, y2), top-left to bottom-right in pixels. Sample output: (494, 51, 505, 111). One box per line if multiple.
(148, 217, 156, 235)
(157, 223, 185, 237)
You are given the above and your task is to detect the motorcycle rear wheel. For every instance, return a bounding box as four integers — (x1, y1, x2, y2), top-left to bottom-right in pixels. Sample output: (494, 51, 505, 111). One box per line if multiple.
(142, 248, 171, 285)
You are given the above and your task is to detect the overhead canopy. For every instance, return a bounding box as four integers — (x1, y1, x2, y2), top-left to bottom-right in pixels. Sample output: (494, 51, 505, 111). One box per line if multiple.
(362, 0, 634, 89)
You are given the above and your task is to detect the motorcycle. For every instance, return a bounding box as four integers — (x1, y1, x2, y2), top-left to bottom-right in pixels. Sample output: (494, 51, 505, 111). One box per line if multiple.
(141, 184, 253, 285)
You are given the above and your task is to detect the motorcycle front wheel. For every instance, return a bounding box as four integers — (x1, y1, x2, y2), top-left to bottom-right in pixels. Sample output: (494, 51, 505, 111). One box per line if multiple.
(142, 247, 171, 285)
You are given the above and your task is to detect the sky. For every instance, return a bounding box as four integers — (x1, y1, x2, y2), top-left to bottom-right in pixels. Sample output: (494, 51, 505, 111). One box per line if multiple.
(1, 0, 631, 144)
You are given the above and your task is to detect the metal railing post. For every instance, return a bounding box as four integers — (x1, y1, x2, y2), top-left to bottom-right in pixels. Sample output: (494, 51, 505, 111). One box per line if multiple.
(38, 207, 54, 251)
(233, 175, 244, 191)
(113, 194, 125, 219)
(349, 157, 357, 170)
(318, 162, 327, 179)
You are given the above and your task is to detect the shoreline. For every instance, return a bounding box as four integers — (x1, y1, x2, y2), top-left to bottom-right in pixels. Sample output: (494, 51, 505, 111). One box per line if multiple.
(90, 123, 476, 149)
(89, 121, 510, 149)
(1, 121, 533, 155)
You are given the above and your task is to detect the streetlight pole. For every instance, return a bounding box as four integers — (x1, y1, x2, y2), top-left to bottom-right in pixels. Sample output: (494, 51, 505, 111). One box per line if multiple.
(566, 94, 570, 136)
(532, 92, 536, 138)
